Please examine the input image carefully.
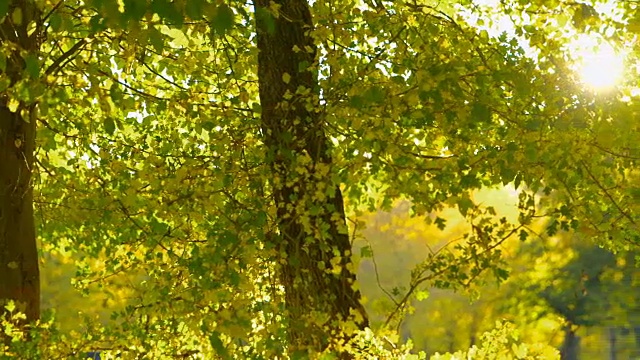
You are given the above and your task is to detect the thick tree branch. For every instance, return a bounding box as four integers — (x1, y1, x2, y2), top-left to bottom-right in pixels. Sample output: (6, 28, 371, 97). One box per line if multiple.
(45, 38, 86, 76)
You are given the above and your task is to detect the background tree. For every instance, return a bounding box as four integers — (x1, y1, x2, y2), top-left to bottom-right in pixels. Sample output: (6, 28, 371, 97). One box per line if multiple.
(511, 235, 617, 360)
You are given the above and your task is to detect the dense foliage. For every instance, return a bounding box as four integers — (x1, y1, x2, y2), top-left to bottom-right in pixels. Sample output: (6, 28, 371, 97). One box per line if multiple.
(1, 0, 639, 358)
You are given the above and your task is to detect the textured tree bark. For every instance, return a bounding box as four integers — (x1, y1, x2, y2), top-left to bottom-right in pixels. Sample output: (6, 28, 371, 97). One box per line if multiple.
(253, 0, 368, 355)
(0, 0, 40, 326)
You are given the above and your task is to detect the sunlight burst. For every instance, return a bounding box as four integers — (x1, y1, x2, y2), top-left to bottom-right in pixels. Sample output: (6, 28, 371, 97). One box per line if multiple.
(571, 35, 625, 90)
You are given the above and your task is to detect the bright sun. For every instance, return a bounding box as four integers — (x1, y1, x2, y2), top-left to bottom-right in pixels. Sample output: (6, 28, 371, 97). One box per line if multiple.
(571, 35, 625, 90)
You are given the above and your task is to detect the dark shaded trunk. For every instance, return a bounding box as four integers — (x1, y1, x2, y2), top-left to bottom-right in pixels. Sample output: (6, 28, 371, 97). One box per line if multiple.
(0, 0, 40, 326)
(632, 326, 640, 358)
(609, 327, 617, 360)
(469, 311, 479, 347)
(560, 325, 580, 360)
(253, 0, 367, 355)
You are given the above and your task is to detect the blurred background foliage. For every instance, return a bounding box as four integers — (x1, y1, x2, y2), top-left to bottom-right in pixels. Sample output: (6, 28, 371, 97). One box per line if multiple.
(353, 187, 640, 359)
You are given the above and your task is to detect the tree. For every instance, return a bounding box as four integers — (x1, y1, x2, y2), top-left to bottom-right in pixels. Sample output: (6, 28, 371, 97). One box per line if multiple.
(517, 236, 617, 360)
(2, 0, 640, 358)
(0, 0, 42, 327)
(253, 0, 367, 353)
(497, 227, 640, 360)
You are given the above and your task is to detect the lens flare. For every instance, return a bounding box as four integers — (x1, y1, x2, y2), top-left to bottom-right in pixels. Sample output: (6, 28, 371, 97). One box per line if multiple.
(572, 36, 625, 90)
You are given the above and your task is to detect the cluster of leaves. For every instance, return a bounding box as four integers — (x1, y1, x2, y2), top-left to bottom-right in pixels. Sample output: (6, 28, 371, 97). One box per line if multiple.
(355, 190, 640, 356)
(430, 322, 560, 360)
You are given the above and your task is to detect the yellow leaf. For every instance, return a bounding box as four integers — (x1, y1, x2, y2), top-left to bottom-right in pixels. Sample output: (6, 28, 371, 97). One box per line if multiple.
(4, 300, 15, 312)
(8, 98, 19, 113)
(512, 343, 528, 358)
(163, 28, 189, 47)
(12, 8, 22, 26)
(282, 72, 291, 84)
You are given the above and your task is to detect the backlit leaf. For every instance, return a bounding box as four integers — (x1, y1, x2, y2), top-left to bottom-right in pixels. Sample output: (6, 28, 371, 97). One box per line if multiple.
(104, 117, 116, 135)
(212, 4, 234, 36)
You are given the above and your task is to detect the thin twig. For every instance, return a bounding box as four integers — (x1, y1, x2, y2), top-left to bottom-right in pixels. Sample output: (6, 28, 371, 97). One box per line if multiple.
(42, 0, 65, 23)
(580, 159, 637, 227)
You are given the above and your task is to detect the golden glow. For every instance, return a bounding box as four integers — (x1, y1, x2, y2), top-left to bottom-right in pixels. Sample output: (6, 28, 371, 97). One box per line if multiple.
(571, 35, 625, 90)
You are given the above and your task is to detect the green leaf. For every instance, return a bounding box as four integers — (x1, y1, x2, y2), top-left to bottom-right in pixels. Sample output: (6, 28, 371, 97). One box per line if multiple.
(298, 60, 311, 73)
(514, 173, 522, 190)
(151, 0, 183, 25)
(434, 217, 447, 230)
(149, 217, 169, 234)
(123, 0, 147, 21)
(391, 75, 405, 84)
(572, 3, 595, 28)
(360, 245, 373, 258)
(255, 211, 267, 227)
(514, 77, 531, 96)
(24, 54, 39, 78)
(493, 267, 510, 282)
(471, 102, 491, 123)
(546, 219, 558, 237)
(525, 119, 542, 131)
(256, 7, 276, 35)
(222, 174, 233, 188)
(212, 4, 234, 36)
(202, 121, 216, 131)
(292, 350, 310, 360)
(148, 27, 165, 53)
(89, 14, 107, 33)
(185, 0, 206, 20)
(457, 197, 475, 217)
(630, 187, 640, 201)
(524, 143, 538, 162)
(519, 229, 528, 241)
(49, 12, 63, 32)
(110, 83, 123, 103)
(209, 331, 230, 359)
(349, 95, 364, 109)
(363, 86, 385, 104)
(104, 117, 116, 136)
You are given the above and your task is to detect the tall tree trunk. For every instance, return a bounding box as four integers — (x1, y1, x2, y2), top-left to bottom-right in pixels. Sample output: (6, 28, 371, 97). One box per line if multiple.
(0, 0, 40, 326)
(253, 0, 368, 355)
(560, 325, 580, 360)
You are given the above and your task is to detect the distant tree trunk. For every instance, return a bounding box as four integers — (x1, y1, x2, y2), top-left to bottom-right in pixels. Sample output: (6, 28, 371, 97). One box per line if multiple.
(632, 326, 640, 358)
(560, 325, 580, 360)
(608, 327, 617, 360)
(446, 329, 455, 353)
(399, 319, 412, 343)
(253, 0, 367, 355)
(0, 0, 41, 326)
(469, 311, 479, 347)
